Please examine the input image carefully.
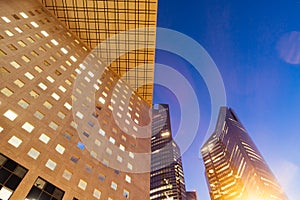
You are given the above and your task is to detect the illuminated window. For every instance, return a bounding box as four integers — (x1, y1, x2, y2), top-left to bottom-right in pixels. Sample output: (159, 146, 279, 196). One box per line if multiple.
(8, 136, 22, 148)
(24, 72, 34, 80)
(43, 101, 52, 109)
(99, 129, 105, 136)
(22, 122, 35, 133)
(3, 110, 18, 121)
(51, 39, 59, 46)
(18, 99, 29, 109)
(34, 65, 43, 73)
(45, 159, 56, 171)
(39, 133, 50, 144)
(19, 12, 28, 18)
(93, 189, 101, 199)
(78, 179, 87, 190)
(117, 156, 123, 163)
(127, 163, 133, 170)
(125, 175, 131, 183)
(41, 30, 49, 37)
(119, 144, 125, 151)
(123, 189, 129, 198)
(109, 137, 115, 144)
(10, 61, 21, 69)
(64, 102, 72, 110)
(57, 111, 66, 119)
(62, 169, 72, 180)
(55, 144, 65, 154)
(30, 21, 39, 28)
(29, 90, 39, 99)
(27, 148, 40, 159)
(60, 47, 68, 54)
(51, 92, 60, 101)
(5, 30, 13, 37)
(34, 111, 44, 120)
(38, 82, 47, 90)
(21, 55, 30, 63)
(1, 16, 11, 23)
(1, 87, 13, 97)
(17, 40, 26, 47)
(49, 121, 58, 130)
(111, 182, 117, 190)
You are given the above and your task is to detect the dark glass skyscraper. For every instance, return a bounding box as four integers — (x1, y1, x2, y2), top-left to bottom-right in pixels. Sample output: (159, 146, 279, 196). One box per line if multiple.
(150, 104, 187, 200)
(186, 191, 198, 200)
(201, 107, 288, 200)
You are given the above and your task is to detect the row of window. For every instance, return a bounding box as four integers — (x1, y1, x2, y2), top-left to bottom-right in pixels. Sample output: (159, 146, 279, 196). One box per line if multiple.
(0, 153, 131, 199)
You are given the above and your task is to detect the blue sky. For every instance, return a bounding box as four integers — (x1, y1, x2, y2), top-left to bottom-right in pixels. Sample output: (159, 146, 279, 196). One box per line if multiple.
(153, 1, 300, 199)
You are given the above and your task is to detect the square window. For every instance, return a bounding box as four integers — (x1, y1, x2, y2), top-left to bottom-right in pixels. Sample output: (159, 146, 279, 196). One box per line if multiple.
(127, 163, 133, 170)
(27, 148, 40, 159)
(43, 101, 52, 109)
(14, 79, 24, 88)
(22, 122, 34, 133)
(1, 87, 13, 97)
(55, 144, 65, 154)
(18, 99, 29, 109)
(125, 175, 131, 183)
(49, 121, 58, 130)
(51, 92, 60, 101)
(109, 137, 115, 144)
(38, 82, 47, 90)
(77, 142, 85, 150)
(123, 189, 129, 198)
(29, 90, 39, 99)
(10, 61, 21, 69)
(34, 111, 44, 120)
(39, 133, 50, 144)
(117, 155, 123, 163)
(111, 181, 117, 190)
(0, 187, 13, 200)
(62, 169, 72, 180)
(45, 159, 56, 171)
(93, 189, 101, 199)
(3, 110, 18, 121)
(78, 179, 87, 190)
(24, 72, 34, 80)
(57, 111, 65, 119)
(8, 136, 22, 148)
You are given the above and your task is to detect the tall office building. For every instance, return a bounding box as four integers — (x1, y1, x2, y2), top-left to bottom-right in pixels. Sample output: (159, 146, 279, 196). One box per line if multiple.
(150, 104, 186, 200)
(0, 0, 152, 199)
(186, 191, 198, 200)
(201, 107, 288, 200)
(39, 0, 158, 104)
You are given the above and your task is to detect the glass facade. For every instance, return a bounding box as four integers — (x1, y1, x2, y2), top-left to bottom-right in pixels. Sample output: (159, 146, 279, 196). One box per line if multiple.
(201, 107, 288, 200)
(39, 0, 158, 104)
(150, 104, 187, 200)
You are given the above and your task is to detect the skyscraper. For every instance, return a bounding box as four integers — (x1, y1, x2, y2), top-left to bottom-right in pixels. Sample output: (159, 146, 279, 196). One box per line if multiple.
(201, 107, 288, 200)
(186, 191, 198, 200)
(0, 0, 152, 199)
(39, 0, 158, 104)
(150, 104, 186, 200)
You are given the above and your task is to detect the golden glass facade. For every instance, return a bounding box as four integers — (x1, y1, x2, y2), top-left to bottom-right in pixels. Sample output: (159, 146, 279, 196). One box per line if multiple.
(201, 107, 288, 200)
(0, 0, 151, 199)
(39, 0, 158, 104)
